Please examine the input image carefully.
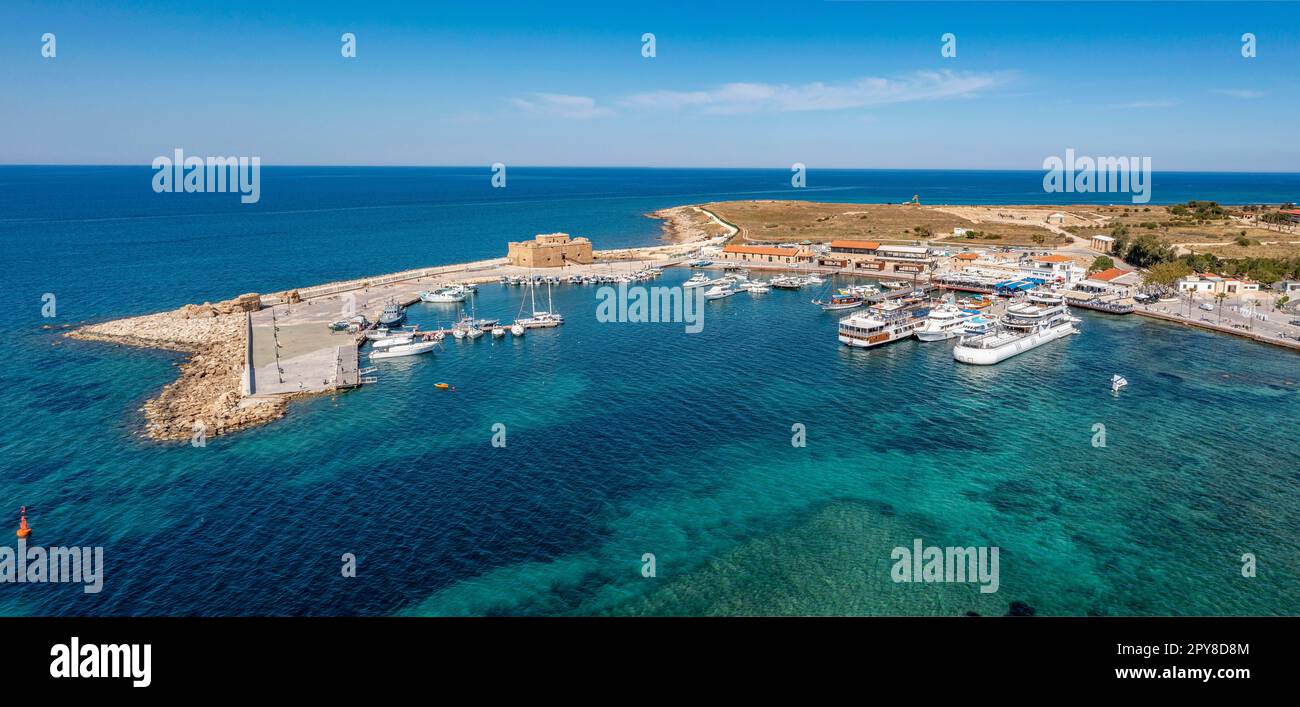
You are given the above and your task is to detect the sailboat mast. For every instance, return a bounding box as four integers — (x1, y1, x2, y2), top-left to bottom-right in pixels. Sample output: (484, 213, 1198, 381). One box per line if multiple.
(529, 268, 537, 313)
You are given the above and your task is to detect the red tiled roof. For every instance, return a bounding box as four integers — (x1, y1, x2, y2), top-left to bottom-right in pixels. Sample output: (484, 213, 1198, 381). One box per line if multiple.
(1089, 267, 1132, 282)
(724, 245, 796, 257)
(829, 240, 881, 250)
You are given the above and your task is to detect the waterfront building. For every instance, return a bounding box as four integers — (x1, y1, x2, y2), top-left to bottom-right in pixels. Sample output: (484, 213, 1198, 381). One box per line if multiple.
(1021, 255, 1086, 284)
(507, 233, 593, 268)
(1176, 273, 1261, 296)
(1075, 267, 1141, 298)
(719, 244, 811, 265)
(822, 240, 936, 273)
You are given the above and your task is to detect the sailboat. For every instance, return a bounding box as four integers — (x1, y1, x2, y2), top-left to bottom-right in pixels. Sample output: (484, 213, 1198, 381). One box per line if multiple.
(454, 289, 487, 339)
(516, 270, 564, 328)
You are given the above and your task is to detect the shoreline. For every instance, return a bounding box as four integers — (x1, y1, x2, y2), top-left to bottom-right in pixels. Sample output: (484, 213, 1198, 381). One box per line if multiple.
(66, 206, 724, 441)
(65, 199, 1298, 442)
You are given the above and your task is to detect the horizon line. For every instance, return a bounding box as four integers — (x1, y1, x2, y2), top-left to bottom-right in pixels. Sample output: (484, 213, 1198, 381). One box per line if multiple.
(3, 163, 1300, 176)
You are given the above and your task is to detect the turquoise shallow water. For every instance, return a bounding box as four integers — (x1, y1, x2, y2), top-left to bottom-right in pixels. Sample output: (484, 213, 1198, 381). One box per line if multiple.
(1, 167, 1298, 616)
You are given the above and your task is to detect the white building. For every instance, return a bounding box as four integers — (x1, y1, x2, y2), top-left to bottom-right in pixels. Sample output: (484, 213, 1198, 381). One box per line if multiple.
(1021, 255, 1086, 284)
(1176, 274, 1261, 296)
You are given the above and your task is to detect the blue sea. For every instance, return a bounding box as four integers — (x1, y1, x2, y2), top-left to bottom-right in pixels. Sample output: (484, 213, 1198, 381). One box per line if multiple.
(1, 167, 1298, 616)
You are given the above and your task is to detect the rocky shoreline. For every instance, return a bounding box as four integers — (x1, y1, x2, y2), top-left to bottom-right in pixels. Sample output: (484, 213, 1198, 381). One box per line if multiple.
(648, 205, 734, 243)
(67, 296, 286, 442)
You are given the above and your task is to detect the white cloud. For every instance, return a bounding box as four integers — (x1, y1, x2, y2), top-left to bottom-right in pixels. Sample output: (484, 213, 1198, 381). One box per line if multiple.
(511, 93, 613, 120)
(618, 70, 1012, 114)
(1212, 89, 1265, 99)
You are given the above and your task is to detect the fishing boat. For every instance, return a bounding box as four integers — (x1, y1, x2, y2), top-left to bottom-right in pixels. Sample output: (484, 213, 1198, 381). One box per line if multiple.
(683, 273, 713, 289)
(953, 298, 1078, 365)
(813, 293, 865, 311)
(370, 340, 437, 360)
(703, 284, 736, 300)
(770, 276, 804, 290)
(881, 281, 910, 290)
(914, 300, 980, 342)
(378, 299, 406, 327)
(1111, 374, 1128, 392)
(746, 281, 771, 294)
(837, 301, 923, 348)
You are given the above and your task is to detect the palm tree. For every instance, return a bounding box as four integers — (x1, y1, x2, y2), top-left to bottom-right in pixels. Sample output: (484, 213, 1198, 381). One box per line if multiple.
(1215, 291, 1228, 323)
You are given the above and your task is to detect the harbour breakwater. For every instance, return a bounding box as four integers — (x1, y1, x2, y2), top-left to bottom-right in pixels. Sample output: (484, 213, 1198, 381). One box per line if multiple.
(67, 296, 287, 441)
(64, 208, 720, 441)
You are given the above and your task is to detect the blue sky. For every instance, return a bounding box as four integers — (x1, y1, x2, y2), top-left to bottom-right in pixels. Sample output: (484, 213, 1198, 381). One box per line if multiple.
(2, 1, 1298, 170)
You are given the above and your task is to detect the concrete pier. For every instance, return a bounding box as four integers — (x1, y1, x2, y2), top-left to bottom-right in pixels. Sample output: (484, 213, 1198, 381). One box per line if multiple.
(244, 256, 680, 395)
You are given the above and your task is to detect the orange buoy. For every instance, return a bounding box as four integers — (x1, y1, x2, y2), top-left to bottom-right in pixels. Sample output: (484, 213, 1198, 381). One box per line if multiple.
(16, 506, 31, 539)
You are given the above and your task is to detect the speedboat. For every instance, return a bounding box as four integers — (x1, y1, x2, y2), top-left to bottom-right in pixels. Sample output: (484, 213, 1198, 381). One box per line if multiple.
(369, 340, 437, 360)
(492, 327, 506, 338)
(683, 273, 713, 289)
(1111, 374, 1128, 393)
(510, 323, 525, 336)
(371, 335, 416, 349)
(703, 284, 736, 300)
(747, 281, 770, 294)
(914, 302, 980, 342)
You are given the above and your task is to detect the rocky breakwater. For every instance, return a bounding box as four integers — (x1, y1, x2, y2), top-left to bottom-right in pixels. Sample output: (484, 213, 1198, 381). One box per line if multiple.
(67, 294, 286, 441)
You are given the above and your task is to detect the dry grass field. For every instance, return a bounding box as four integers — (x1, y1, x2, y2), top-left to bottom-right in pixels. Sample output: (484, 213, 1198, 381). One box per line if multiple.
(695, 200, 1300, 259)
(703, 200, 1070, 247)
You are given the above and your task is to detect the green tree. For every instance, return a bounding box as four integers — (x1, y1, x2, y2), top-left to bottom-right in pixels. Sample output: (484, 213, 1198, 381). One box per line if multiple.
(1122, 233, 1175, 268)
(1144, 261, 1193, 287)
(1088, 255, 1115, 273)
